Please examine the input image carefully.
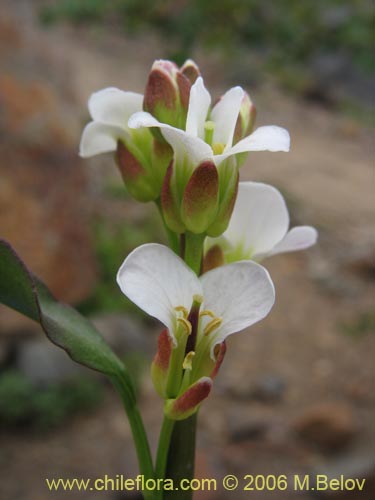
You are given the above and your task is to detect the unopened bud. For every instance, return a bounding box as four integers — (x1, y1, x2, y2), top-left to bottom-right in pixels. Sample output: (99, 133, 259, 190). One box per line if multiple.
(151, 329, 173, 398)
(116, 140, 158, 202)
(233, 92, 257, 144)
(164, 377, 212, 420)
(180, 59, 201, 85)
(206, 165, 239, 237)
(144, 59, 191, 130)
(202, 244, 225, 273)
(181, 161, 219, 234)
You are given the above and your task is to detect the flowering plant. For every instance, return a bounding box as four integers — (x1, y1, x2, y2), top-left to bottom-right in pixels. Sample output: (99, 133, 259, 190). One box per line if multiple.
(0, 59, 316, 499)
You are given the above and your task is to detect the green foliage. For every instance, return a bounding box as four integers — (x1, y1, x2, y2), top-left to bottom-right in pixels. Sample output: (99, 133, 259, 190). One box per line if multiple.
(0, 239, 128, 378)
(0, 371, 103, 430)
(39, 0, 374, 74)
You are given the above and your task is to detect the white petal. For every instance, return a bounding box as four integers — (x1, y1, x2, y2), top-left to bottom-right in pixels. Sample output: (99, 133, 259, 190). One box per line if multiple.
(224, 182, 290, 258)
(117, 244, 202, 342)
(129, 111, 213, 166)
(214, 125, 290, 164)
(185, 77, 211, 139)
(89, 88, 143, 129)
(79, 122, 125, 158)
(201, 261, 275, 358)
(268, 226, 318, 256)
(211, 86, 244, 147)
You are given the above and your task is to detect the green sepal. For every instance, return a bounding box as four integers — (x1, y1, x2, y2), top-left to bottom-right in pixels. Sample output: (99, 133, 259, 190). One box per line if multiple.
(181, 161, 219, 234)
(161, 162, 185, 233)
(164, 377, 212, 421)
(206, 159, 239, 237)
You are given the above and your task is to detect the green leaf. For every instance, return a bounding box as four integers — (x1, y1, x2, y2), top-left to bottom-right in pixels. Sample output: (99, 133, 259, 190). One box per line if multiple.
(0, 239, 125, 378)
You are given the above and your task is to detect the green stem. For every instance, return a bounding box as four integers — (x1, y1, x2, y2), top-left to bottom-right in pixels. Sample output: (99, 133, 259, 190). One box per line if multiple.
(111, 371, 155, 500)
(184, 232, 205, 274)
(164, 414, 198, 500)
(155, 416, 175, 481)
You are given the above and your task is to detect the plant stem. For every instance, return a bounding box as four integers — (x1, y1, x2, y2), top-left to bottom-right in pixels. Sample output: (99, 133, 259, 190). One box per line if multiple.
(111, 371, 155, 500)
(183, 232, 205, 275)
(155, 416, 175, 481)
(164, 414, 198, 499)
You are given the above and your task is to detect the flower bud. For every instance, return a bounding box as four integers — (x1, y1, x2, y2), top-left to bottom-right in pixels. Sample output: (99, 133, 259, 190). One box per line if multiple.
(233, 91, 257, 144)
(116, 140, 158, 202)
(161, 160, 219, 235)
(206, 162, 239, 237)
(151, 328, 173, 398)
(180, 59, 201, 85)
(202, 244, 225, 273)
(143, 59, 191, 130)
(116, 130, 172, 202)
(164, 377, 212, 420)
(181, 161, 219, 233)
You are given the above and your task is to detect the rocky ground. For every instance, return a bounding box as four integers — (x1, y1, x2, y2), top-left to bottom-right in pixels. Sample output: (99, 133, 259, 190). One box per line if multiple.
(0, 1, 374, 499)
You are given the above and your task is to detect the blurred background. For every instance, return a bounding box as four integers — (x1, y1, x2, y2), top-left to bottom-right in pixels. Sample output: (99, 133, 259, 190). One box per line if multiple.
(0, 0, 374, 499)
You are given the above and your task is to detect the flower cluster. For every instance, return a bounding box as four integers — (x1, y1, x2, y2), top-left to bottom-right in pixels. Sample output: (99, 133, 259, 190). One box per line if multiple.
(80, 59, 317, 420)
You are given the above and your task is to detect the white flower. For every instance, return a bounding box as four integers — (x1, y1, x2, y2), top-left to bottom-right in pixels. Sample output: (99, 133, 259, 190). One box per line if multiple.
(79, 88, 144, 157)
(128, 76, 290, 169)
(208, 181, 318, 262)
(117, 243, 275, 360)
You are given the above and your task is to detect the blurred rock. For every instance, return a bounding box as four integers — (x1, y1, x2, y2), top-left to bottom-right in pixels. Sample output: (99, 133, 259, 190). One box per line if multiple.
(15, 337, 84, 386)
(0, 144, 97, 334)
(293, 402, 358, 453)
(91, 313, 157, 358)
(0, 16, 97, 335)
(227, 413, 269, 443)
(251, 374, 287, 403)
(225, 373, 286, 403)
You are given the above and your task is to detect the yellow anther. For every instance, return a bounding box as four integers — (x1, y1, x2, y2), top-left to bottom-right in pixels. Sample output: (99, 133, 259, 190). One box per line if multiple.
(177, 317, 192, 335)
(204, 317, 223, 336)
(175, 305, 189, 319)
(182, 351, 195, 370)
(212, 143, 225, 155)
(200, 309, 216, 319)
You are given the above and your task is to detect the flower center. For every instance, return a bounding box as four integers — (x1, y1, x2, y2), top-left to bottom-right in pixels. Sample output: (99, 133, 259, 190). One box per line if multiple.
(211, 143, 225, 155)
(204, 120, 226, 154)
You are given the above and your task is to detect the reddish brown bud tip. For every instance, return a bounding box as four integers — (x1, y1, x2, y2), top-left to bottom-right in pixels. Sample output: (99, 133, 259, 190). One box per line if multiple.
(210, 342, 227, 379)
(144, 68, 177, 115)
(181, 59, 201, 84)
(116, 140, 145, 181)
(202, 244, 225, 273)
(182, 161, 219, 233)
(153, 328, 173, 372)
(165, 377, 212, 420)
(176, 72, 191, 111)
(116, 140, 159, 202)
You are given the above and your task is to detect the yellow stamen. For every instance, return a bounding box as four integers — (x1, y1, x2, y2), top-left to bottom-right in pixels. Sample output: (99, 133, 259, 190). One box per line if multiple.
(199, 309, 216, 319)
(204, 317, 223, 336)
(177, 317, 192, 335)
(175, 305, 189, 318)
(182, 351, 195, 370)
